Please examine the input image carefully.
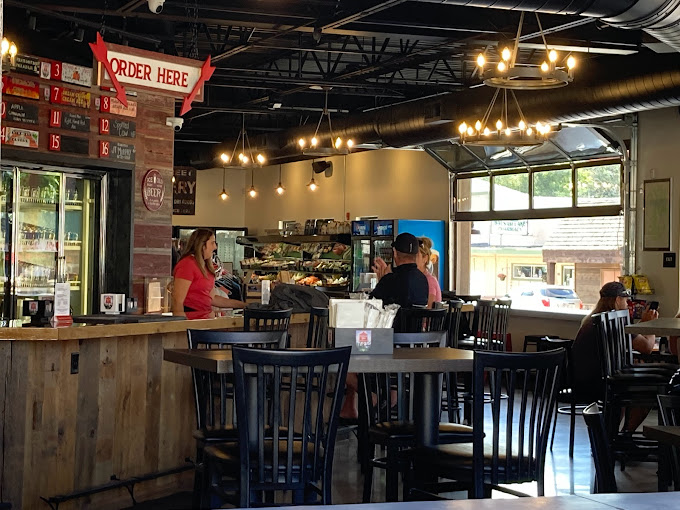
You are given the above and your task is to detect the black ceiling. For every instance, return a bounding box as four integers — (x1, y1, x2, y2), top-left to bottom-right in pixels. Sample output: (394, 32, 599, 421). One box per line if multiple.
(4, 1, 658, 163)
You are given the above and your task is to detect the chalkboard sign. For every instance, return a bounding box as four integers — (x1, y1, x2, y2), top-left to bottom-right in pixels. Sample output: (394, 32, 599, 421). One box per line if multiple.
(173, 167, 196, 215)
(2, 100, 39, 125)
(49, 133, 89, 155)
(62, 112, 90, 132)
(99, 140, 136, 162)
(11, 55, 40, 76)
(110, 119, 136, 138)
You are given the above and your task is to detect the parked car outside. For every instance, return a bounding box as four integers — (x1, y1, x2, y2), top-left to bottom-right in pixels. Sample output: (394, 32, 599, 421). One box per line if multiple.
(508, 284, 583, 311)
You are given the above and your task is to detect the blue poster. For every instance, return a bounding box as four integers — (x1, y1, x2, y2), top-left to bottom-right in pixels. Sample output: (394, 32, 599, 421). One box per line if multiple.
(397, 219, 446, 289)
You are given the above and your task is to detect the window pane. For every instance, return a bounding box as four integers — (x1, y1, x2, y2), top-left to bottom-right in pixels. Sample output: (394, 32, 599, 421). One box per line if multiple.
(533, 168, 572, 209)
(455, 176, 489, 212)
(577, 164, 621, 206)
(493, 173, 529, 210)
(465, 216, 624, 313)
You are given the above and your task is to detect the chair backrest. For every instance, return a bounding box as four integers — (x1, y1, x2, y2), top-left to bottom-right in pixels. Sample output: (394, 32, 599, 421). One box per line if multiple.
(493, 298, 512, 351)
(582, 402, 618, 494)
(446, 300, 464, 348)
(471, 299, 511, 351)
(657, 394, 680, 489)
(470, 349, 565, 498)
(307, 307, 329, 348)
(244, 307, 293, 333)
(231, 346, 351, 496)
(397, 307, 448, 333)
(187, 329, 286, 431)
(592, 310, 631, 378)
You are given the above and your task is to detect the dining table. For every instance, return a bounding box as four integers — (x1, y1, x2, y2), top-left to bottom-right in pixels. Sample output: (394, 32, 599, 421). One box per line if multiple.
(163, 346, 474, 447)
(625, 318, 680, 337)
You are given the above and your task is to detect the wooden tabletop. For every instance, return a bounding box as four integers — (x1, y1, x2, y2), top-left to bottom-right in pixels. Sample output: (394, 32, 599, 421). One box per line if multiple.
(625, 318, 680, 337)
(643, 425, 680, 447)
(163, 346, 474, 374)
(256, 492, 678, 509)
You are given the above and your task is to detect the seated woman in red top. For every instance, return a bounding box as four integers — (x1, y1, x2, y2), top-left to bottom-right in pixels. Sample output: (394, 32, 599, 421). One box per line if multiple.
(172, 228, 246, 319)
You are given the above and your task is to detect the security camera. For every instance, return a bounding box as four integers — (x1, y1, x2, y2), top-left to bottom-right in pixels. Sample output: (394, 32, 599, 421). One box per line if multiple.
(166, 117, 183, 131)
(147, 0, 165, 14)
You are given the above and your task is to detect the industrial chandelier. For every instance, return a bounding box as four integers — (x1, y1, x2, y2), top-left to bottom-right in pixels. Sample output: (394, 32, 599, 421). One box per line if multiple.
(298, 89, 355, 156)
(219, 113, 266, 169)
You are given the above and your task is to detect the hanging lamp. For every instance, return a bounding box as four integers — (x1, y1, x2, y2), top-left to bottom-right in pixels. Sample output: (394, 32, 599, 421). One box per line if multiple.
(275, 165, 285, 195)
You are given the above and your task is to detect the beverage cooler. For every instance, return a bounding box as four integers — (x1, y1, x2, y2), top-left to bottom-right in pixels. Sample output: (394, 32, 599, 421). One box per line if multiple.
(351, 219, 446, 291)
(0, 165, 103, 321)
(173, 226, 248, 273)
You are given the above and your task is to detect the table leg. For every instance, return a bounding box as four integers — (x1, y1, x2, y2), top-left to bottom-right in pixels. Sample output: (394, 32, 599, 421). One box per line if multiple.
(414, 372, 443, 447)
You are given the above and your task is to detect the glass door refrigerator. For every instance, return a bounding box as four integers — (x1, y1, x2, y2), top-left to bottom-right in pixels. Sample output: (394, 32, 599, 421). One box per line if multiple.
(10, 167, 101, 319)
(351, 220, 371, 291)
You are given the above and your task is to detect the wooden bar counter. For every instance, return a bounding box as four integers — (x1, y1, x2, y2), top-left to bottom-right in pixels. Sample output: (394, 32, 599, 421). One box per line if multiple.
(0, 314, 310, 509)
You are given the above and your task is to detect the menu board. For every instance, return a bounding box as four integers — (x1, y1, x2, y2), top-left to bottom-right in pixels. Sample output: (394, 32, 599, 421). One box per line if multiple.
(49, 133, 89, 155)
(49, 85, 91, 109)
(11, 55, 41, 76)
(98, 96, 137, 117)
(99, 118, 136, 138)
(99, 140, 136, 162)
(2, 127, 39, 148)
(2, 101, 39, 125)
(2, 76, 40, 100)
(49, 110, 90, 132)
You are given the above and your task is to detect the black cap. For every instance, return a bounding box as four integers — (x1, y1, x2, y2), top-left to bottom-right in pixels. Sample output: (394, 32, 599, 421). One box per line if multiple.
(600, 281, 631, 298)
(391, 232, 419, 255)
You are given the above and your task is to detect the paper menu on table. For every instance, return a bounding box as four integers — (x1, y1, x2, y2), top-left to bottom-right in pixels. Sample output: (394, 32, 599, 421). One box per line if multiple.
(147, 281, 162, 313)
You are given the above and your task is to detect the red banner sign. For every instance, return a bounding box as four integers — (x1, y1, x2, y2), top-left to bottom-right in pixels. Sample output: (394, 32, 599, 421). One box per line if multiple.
(50, 85, 91, 109)
(2, 76, 40, 100)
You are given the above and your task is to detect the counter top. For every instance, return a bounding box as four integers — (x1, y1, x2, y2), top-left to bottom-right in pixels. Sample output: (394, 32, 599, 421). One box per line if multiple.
(0, 314, 311, 341)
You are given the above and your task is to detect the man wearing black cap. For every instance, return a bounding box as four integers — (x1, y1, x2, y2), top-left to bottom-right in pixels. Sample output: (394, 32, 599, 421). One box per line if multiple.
(369, 232, 429, 308)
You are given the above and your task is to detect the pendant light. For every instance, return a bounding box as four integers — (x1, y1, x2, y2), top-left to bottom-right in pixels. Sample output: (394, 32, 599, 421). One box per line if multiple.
(307, 164, 318, 191)
(219, 154, 229, 200)
(275, 164, 285, 195)
(248, 167, 257, 198)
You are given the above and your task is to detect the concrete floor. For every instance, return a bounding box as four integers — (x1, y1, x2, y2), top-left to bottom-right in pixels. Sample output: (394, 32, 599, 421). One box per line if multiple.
(127, 406, 661, 508)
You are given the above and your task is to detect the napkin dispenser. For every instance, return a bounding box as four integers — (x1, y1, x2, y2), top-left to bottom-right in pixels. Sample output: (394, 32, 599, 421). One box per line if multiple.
(101, 293, 126, 314)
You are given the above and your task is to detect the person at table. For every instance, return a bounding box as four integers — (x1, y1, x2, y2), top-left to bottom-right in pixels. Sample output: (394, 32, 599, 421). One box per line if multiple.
(571, 281, 658, 432)
(370, 232, 428, 307)
(416, 236, 441, 308)
(172, 228, 246, 319)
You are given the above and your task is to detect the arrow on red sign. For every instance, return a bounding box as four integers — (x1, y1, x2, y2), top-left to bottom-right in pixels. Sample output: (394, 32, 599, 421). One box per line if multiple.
(180, 56, 215, 116)
(89, 32, 128, 108)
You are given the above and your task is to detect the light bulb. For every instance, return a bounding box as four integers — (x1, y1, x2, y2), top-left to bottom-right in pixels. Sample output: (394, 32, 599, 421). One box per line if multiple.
(505, 128, 511, 136)
(518, 120, 526, 131)
(298, 138, 306, 148)
(483, 127, 490, 136)
(458, 122, 467, 135)
(526, 127, 533, 136)
(501, 47, 511, 61)
(347, 139, 354, 148)
(548, 49, 558, 63)
(238, 153, 244, 161)
(276, 183, 285, 195)
(9, 43, 17, 57)
(567, 56, 576, 69)
(1, 38, 9, 56)
(544, 124, 551, 134)
(220, 190, 228, 200)
(311, 137, 318, 147)
(496, 119, 503, 130)
(467, 126, 474, 136)
(335, 137, 342, 149)
(256, 154, 265, 164)
(474, 120, 482, 131)
(242, 155, 249, 164)
(536, 121, 543, 132)
(497, 61, 507, 72)
(171, 176, 176, 183)
(308, 179, 318, 191)
(248, 187, 257, 198)
(540, 61, 549, 72)
(476, 53, 485, 67)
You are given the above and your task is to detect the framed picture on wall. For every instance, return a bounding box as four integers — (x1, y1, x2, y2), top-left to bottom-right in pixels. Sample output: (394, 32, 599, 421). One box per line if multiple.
(643, 178, 671, 251)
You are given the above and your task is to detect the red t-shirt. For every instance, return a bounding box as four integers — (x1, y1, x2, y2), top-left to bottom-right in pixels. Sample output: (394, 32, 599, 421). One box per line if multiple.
(173, 255, 214, 319)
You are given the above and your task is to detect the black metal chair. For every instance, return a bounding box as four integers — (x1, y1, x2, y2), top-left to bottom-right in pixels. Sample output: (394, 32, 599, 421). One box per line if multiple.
(202, 346, 351, 507)
(582, 403, 618, 494)
(359, 331, 475, 502)
(396, 307, 448, 333)
(411, 349, 565, 499)
(307, 307, 329, 348)
(244, 307, 293, 335)
(458, 299, 511, 352)
(656, 394, 680, 490)
(443, 301, 464, 423)
(186, 329, 287, 509)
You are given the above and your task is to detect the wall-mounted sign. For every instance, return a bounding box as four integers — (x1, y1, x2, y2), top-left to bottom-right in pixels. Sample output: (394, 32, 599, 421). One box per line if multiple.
(491, 219, 529, 235)
(40, 60, 93, 88)
(173, 167, 196, 215)
(97, 96, 137, 117)
(1, 127, 39, 148)
(11, 55, 40, 76)
(50, 85, 91, 109)
(99, 118, 136, 138)
(142, 169, 165, 212)
(49, 133, 89, 155)
(99, 140, 136, 162)
(91, 35, 214, 115)
(2, 101, 39, 125)
(2, 76, 40, 100)
(49, 110, 90, 132)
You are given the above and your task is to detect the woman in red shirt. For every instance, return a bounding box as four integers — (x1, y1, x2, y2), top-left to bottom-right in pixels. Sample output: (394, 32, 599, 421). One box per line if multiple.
(172, 228, 246, 319)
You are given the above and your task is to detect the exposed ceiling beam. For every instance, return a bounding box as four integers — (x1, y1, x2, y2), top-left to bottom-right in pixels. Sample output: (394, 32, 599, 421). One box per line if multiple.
(321, 0, 407, 31)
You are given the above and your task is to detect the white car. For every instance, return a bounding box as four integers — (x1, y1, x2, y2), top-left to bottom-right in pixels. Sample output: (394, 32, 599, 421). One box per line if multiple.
(509, 285, 583, 310)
